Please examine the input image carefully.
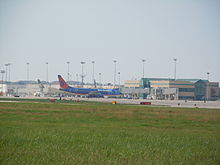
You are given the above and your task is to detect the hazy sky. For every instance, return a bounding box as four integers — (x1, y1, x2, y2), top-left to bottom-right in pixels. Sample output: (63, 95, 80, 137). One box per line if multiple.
(1, 0, 220, 84)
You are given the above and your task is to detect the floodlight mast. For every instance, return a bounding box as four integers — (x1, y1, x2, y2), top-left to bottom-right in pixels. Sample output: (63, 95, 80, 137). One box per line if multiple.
(8, 63, 12, 82)
(206, 72, 210, 101)
(4, 63, 12, 82)
(26, 62, 30, 81)
(99, 73, 102, 88)
(118, 72, 120, 87)
(142, 59, 146, 79)
(1, 70, 6, 95)
(46, 62, 48, 83)
(92, 61, 95, 86)
(76, 74, 79, 82)
(113, 60, 117, 88)
(173, 58, 177, 80)
(80, 62, 86, 85)
(207, 72, 210, 81)
(67, 61, 70, 83)
(4, 64, 9, 82)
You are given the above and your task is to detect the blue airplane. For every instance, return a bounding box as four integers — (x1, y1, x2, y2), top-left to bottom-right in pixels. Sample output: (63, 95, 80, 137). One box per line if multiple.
(58, 75, 122, 97)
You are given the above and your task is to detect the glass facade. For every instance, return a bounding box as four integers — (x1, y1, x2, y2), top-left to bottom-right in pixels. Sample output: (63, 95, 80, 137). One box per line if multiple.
(138, 78, 219, 100)
(179, 88, 195, 92)
(194, 80, 206, 100)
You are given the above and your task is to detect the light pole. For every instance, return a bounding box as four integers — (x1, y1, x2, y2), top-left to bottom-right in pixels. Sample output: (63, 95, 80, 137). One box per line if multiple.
(173, 58, 177, 80)
(99, 73, 102, 88)
(8, 63, 12, 82)
(76, 74, 79, 82)
(207, 72, 210, 101)
(207, 72, 210, 81)
(26, 62, 30, 81)
(67, 61, 70, 83)
(142, 59, 146, 79)
(118, 72, 121, 87)
(1, 70, 5, 95)
(80, 62, 86, 85)
(92, 61, 95, 86)
(46, 62, 48, 83)
(113, 60, 117, 88)
(5, 64, 9, 82)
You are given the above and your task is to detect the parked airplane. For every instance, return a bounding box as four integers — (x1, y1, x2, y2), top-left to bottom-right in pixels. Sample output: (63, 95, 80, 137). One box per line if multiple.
(58, 75, 122, 97)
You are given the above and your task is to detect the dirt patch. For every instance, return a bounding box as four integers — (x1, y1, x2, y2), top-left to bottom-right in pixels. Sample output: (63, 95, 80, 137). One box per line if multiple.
(0, 100, 19, 103)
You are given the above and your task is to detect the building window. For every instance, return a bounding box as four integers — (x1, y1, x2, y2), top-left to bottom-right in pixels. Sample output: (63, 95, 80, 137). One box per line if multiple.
(179, 88, 194, 92)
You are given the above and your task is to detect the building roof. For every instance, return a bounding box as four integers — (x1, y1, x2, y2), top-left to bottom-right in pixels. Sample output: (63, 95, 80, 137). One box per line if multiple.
(141, 78, 209, 84)
(176, 79, 208, 83)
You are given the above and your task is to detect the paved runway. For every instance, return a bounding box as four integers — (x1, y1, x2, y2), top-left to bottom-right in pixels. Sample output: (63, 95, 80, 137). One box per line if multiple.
(76, 98, 220, 109)
(1, 96, 220, 109)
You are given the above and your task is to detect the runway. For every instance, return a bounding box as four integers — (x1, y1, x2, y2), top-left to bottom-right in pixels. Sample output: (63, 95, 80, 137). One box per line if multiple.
(1, 96, 220, 109)
(75, 98, 220, 109)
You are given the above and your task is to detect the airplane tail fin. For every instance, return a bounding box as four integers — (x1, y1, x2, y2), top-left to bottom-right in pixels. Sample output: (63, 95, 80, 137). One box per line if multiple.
(94, 80, 97, 88)
(58, 75, 69, 89)
(37, 79, 44, 88)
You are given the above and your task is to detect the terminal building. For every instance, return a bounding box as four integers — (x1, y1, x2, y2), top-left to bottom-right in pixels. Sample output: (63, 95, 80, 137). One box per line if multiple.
(0, 77, 219, 101)
(0, 81, 121, 97)
(124, 78, 220, 101)
(0, 81, 61, 97)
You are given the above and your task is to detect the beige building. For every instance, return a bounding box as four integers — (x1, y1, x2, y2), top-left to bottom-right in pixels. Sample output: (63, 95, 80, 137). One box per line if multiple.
(206, 82, 219, 101)
(150, 80, 195, 100)
(124, 80, 140, 88)
(0, 83, 7, 96)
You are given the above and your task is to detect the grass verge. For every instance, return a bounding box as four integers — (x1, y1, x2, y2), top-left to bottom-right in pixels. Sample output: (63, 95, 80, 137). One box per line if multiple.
(0, 101, 220, 164)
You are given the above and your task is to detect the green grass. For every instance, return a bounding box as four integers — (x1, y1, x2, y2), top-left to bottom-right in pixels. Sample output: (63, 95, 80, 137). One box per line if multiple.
(0, 100, 220, 164)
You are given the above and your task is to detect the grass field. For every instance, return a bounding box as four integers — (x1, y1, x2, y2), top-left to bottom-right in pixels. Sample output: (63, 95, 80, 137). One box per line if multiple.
(0, 99, 220, 164)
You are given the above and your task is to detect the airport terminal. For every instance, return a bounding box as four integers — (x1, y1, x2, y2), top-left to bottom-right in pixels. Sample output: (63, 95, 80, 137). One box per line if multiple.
(124, 78, 220, 101)
(0, 76, 219, 101)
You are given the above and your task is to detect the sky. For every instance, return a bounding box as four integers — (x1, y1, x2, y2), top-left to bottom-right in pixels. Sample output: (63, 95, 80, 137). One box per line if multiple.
(0, 0, 220, 84)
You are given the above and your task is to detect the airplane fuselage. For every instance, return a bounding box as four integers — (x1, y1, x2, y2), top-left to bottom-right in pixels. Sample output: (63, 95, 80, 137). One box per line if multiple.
(60, 86, 121, 96)
(58, 75, 122, 97)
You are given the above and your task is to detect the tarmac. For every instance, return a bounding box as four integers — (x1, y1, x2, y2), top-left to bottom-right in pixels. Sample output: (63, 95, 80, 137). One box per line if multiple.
(0, 96, 220, 109)
(75, 98, 220, 109)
